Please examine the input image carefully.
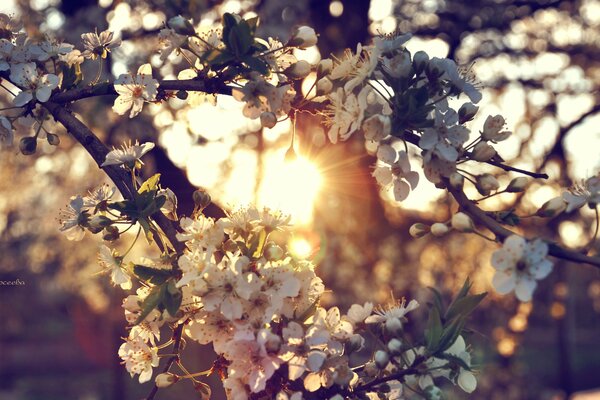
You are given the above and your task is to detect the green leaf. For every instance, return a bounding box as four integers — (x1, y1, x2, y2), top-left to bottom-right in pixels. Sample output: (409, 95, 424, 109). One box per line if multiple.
(228, 20, 253, 57)
(249, 229, 267, 258)
(222, 13, 239, 50)
(246, 16, 259, 34)
(428, 287, 445, 316)
(444, 292, 487, 321)
(138, 217, 154, 244)
(133, 264, 173, 285)
(134, 286, 162, 324)
(241, 55, 270, 75)
(437, 317, 465, 353)
(163, 281, 183, 317)
(425, 306, 443, 352)
(59, 62, 83, 90)
(438, 352, 472, 371)
(207, 49, 235, 68)
(138, 173, 161, 194)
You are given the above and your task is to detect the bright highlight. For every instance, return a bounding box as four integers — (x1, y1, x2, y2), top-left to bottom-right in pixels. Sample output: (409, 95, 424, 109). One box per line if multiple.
(259, 154, 322, 225)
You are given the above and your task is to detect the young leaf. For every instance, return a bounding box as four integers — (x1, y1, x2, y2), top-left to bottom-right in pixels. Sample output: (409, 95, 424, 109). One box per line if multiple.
(134, 286, 162, 324)
(444, 292, 487, 321)
(425, 306, 443, 352)
(138, 173, 161, 194)
(163, 281, 183, 317)
(133, 264, 173, 285)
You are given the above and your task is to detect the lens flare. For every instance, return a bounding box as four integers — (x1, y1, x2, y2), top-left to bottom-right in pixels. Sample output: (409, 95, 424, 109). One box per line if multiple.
(259, 153, 322, 225)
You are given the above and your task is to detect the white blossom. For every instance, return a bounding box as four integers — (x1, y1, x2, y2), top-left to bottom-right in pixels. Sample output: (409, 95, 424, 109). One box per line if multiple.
(101, 141, 155, 167)
(112, 64, 159, 118)
(9, 62, 59, 106)
(491, 235, 553, 302)
(118, 336, 159, 383)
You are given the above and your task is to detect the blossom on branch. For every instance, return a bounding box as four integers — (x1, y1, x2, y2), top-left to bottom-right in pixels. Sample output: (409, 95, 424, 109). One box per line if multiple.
(491, 235, 553, 302)
(101, 141, 155, 167)
(112, 63, 159, 118)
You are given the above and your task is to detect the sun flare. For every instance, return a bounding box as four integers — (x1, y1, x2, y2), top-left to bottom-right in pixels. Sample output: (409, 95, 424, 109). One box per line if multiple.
(258, 153, 323, 225)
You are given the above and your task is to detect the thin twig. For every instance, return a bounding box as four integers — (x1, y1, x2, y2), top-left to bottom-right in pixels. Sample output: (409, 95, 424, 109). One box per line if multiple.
(446, 182, 600, 268)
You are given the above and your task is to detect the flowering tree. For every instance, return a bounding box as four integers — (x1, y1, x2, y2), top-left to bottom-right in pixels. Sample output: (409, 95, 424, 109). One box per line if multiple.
(1, 6, 599, 400)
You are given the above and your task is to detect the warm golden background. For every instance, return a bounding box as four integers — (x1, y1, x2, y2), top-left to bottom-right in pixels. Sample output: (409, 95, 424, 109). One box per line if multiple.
(1, 0, 600, 399)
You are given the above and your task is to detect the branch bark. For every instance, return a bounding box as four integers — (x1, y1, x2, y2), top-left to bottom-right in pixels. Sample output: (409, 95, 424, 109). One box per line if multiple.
(447, 183, 600, 268)
(50, 79, 233, 103)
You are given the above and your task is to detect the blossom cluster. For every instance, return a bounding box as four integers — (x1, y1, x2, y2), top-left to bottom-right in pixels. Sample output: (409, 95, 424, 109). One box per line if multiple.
(309, 33, 517, 203)
(104, 200, 481, 399)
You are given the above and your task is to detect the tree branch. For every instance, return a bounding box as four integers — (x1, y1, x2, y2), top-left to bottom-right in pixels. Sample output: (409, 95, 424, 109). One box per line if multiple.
(43, 101, 185, 254)
(446, 183, 600, 268)
(50, 79, 233, 103)
(145, 322, 185, 400)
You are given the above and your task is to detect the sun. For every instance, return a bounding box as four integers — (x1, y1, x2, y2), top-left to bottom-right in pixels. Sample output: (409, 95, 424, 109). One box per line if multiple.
(258, 152, 323, 225)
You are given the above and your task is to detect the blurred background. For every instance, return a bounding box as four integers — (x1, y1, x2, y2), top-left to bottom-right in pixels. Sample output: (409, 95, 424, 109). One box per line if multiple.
(1, 0, 600, 399)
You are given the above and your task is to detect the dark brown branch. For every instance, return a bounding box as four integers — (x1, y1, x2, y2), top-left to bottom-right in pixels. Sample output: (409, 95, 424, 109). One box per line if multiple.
(145, 322, 185, 400)
(43, 101, 185, 254)
(447, 183, 600, 268)
(50, 79, 233, 103)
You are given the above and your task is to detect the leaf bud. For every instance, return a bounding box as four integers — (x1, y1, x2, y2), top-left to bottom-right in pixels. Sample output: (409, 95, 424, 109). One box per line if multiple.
(409, 223, 430, 238)
(451, 212, 474, 232)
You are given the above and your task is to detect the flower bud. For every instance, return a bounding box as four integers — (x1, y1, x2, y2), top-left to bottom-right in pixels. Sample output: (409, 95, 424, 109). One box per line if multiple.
(424, 385, 443, 400)
(536, 196, 566, 217)
(430, 223, 449, 237)
(362, 114, 391, 142)
(449, 172, 464, 189)
(413, 51, 429, 74)
(46, 133, 60, 146)
(316, 77, 333, 96)
(289, 26, 318, 49)
(476, 173, 499, 195)
(167, 15, 196, 36)
(103, 225, 120, 241)
(317, 58, 333, 77)
(506, 177, 529, 193)
(409, 223, 430, 238)
(176, 90, 188, 100)
(19, 136, 37, 155)
(285, 60, 311, 79)
(384, 317, 403, 336)
(471, 142, 496, 162)
(89, 215, 113, 230)
(223, 239, 239, 253)
(265, 243, 284, 261)
(387, 338, 403, 355)
(482, 115, 511, 142)
(458, 102, 479, 124)
(451, 212, 474, 232)
(193, 189, 211, 211)
(260, 111, 277, 129)
(155, 372, 179, 388)
(347, 334, 365, 353)
(374, 350, 390, 369)
(363, 362, 379, 377)
(158, 188, 178, 220)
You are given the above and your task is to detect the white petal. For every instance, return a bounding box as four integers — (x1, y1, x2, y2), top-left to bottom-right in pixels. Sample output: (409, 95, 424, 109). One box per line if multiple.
(376, 144, 397, 164)
(112, 96, 132, 115)
(137, 63, 152, 76)
(13, 91, 33, 107)
(35, 87, 52, 102)
(492, 271, 515, 294)
(515, 277, 537, 302)
(531, 259, 553, 280)
(458, 370, 477, 393)
(393, 179, 410, 201)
